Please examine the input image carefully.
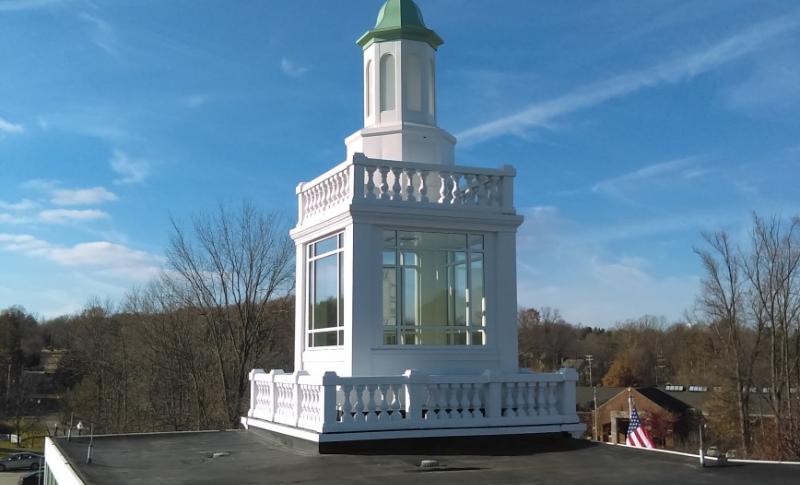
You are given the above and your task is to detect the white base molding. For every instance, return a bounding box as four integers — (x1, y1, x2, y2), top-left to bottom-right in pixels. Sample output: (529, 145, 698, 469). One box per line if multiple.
(242, 415, 585, 443)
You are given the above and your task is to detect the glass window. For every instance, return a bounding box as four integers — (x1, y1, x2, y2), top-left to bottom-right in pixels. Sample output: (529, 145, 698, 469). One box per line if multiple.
(382, 230, 486, 346)
(307, 233, 344, 347)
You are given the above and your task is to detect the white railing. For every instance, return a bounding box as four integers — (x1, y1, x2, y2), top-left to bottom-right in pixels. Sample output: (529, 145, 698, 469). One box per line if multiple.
(247, 368, 580, 434)
(296, 153, 516, 225)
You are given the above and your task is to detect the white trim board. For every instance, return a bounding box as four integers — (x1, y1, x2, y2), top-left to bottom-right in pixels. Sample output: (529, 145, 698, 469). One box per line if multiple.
(242, 416, 584, 443)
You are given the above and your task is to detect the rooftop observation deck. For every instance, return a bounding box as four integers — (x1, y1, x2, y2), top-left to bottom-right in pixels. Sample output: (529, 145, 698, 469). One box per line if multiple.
(296, 153, 517, 227)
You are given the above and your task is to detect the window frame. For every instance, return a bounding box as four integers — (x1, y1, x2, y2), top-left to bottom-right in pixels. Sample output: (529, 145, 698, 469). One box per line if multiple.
(382, 229, 486, 346)
(306, 232, 345, 348)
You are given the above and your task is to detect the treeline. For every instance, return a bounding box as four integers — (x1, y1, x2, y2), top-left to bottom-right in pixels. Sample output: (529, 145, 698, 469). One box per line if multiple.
(519, 213, 800, 460)
(1, 202, 295, 435)
(2, 209, 799, 460)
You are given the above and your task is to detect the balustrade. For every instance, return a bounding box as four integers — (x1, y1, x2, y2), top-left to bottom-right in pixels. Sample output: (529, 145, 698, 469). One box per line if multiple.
(247, 369, 579, 434)
(296, 154, 516, 225)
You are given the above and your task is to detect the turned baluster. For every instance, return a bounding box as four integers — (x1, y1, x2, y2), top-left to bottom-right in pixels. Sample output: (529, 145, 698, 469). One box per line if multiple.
(403, 169, 414, 201)
(448, 384, 459, 420)
(375, 384, 387, 421)
(470, 383, 483, 418)
(438, 171, 451, 204)
(389, 167, 402, 201)
(526, 382, 537, 417)
(503, 383, 516, 417)
(418, 170, 429, 203)
(515, 383, 528, 417)
(378, 166, 391, 200)
(459, 384, 471, 419)
(340, 384, 353, 423)
(365, 166, 377, 200)
(548, 382, 559, 415)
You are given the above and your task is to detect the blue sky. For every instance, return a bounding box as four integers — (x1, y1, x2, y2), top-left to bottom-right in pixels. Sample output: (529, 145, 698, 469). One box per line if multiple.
(1, 0, 798, 325)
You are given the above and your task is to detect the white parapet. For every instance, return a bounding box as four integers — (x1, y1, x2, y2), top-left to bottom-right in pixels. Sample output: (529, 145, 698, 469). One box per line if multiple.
(296, 153, 516, 227)
(243, 368, 584, 441)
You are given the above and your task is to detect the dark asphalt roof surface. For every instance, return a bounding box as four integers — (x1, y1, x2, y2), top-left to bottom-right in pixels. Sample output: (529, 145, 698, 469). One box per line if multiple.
(54, 430, 798, 485)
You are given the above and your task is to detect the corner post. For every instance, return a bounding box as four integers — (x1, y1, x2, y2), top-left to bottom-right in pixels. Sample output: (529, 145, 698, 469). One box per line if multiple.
(501, 165, 515, 214)
(321, 371, 340, 432)
(484, 370, 502, 418)
(351, 153, 367, 202)
(559, 367, 578, 418)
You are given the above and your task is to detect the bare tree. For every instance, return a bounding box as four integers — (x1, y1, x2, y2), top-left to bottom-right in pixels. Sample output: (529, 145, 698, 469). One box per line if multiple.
(695, 230, 764, 456)
(165, 201, 294, 426)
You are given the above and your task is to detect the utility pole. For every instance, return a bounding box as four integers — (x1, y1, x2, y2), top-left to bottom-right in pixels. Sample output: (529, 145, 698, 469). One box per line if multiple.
(586, 354, 598, 441)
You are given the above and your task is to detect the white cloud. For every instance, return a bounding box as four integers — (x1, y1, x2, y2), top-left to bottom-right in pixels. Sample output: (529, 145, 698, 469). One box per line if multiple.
(50, 186, 118, 206)
(78, 11, 121, 59)
(0, 213, 27, 224)
(0, 232, 162, 281)
(39, 209, 109, 223)
(0, 116, 24, 134)
(110, 149, 150, 184)
(591, 157, 697, 197)
(280, 58, 308, 77)
(458, 10, 800, 145)
(0, 198, 37, 211)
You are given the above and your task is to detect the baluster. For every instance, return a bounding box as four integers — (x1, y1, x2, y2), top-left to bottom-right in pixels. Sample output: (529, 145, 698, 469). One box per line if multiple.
(422, 385, 434, 420)
(433, 384, 445, 420)
(537, 381, 547, 416)
(390, 167, 402, 201)
(463, 174, 476, 206)
(459, 384, 471, 419)
(365, 166, 377, 200)
(448, 384, 459, 420)
(404, 169, 414, 201)
(515, 383, 527, 417)
(375, 384, 387, 421)
(470, 383, 483, 418)
(341, 384, 353, 423)
(418, 170, 429, 203)
(548, 382, 559, 415)
(526, 382, 537, 416)
(476, 175, 488, 206)
(438, 171, 450, 203)
(388, 384, 401, 421)
(352, 385, 365, 422)
(488, 176, 499, 207)
(503, 384, 516, 417)
(450, 173, 460, 204)
(364, 384, 376, 421)
(379, 166, 391, 200)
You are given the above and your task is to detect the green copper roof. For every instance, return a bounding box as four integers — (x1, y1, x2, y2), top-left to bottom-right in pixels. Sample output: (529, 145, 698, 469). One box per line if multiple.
(356, 0, 444, 50)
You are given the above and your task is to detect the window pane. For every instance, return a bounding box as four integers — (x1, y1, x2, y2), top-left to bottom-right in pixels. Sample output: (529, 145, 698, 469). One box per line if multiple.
(314, 235, 338, 256)
(470, 254, 484, 326)
(383, 230, 396, 247)
(313, 254, 338, 329)
(402, 267, 418, 326)
(471, 331, 484, 345)
(450, 252, 467, 326)
(383, 250, 396, 265)
(382, 267, 396, 325)
(398, 231, 466, 250)
(312, 331, 338, 347)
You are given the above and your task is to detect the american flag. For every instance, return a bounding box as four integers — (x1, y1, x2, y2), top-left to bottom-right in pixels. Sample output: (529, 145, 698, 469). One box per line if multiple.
(626, 406, 655, 449)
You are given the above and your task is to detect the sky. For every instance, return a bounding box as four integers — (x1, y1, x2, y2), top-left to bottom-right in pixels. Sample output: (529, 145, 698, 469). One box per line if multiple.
(1, 0, 799, 326)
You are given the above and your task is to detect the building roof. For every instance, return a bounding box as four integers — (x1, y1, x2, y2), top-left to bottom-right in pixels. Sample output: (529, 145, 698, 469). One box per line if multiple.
(356, 0, 444, 49)
(49, 430, 797, 484)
